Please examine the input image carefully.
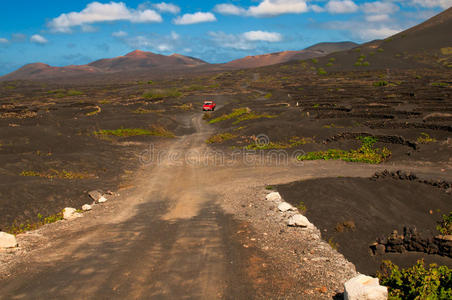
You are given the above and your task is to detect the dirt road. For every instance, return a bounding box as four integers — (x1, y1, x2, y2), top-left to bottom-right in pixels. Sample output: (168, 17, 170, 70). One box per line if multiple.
(1, 112, 448, 299)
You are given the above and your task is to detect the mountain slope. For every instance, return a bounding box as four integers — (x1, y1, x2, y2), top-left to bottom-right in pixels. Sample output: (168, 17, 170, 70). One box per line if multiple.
(222, 41, 358, 69)
(313, 7, 452, 71)
(1, 51, 208, 81)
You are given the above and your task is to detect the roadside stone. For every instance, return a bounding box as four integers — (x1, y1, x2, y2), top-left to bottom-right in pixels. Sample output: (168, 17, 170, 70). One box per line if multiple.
(344, 274, 387, 300)
(63, 207, 82, 220)
(288, 214, 312, 228)
(266, 192, 282, 202)
(0, 232, 18, 248)
(98, 196, 108, 203)
(88, 190, 104, 202)
(82, 204, 92, 211)
(278, 202, 294, 212)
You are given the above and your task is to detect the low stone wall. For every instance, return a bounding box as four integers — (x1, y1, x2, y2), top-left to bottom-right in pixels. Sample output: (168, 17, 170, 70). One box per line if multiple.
(370, 226, 452, 258)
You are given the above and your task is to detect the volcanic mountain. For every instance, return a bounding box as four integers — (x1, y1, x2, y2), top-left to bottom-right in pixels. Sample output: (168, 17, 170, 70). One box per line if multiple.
(222, 42, 358, 69)
(1, 50, 208, 81)
(313, 7, 452, 70)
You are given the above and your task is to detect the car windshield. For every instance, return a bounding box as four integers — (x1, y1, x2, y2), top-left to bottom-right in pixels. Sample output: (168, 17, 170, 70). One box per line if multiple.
(204, 102, 212, 105)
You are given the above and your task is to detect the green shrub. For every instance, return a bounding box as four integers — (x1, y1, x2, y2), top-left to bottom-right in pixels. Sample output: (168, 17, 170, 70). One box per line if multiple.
(317, 68, 327, 75)
(354, 62, 363, 66)
(326, 62, 333, 67)
(329, 57, 336, 62)
(363, 61, 370, 66)
(209, 108, 249, 124)
(264, 93, 272, 99)
(233, 112, 276, 124)
(312, 58, 318, 64)
(374, 81, 389, 87)
(206, 133, 237, 144)
(67, 89, 83, 96)
(94, 126, 174, 138)
(431, 82, 448, 87)
(143, 89, 181, 99)
(437, 212, 452, 235)
(246, 137, 313, 150)
(377, 48, 384, 53)
(417, 132, 436, 144)
(377, 260, 452, 299)
(7, 211, 64, 234)
(298, 136, 391, 164)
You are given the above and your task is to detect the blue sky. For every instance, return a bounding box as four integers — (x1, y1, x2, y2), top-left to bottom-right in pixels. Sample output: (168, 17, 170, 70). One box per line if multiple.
(0, 0, 450, 75)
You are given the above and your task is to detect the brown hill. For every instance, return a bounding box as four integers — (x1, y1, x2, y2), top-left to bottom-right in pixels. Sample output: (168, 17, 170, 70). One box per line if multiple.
(88, 50, 207, 72)
(222, 42, 358, 69)
(1, 50, 208, 81)
(314, 7, 452, 70)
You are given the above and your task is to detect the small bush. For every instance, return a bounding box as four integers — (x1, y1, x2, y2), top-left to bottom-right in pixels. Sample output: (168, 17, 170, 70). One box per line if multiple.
(329, 57, 336, 62)
(233, 112, 276, 125)
(326, 62, 333, 67)
(206, 133, 237, 144)
(317, 68, 327, 75)
(298, 136, 391, 164)
(312, 58, 318, 64)
(377, 48, 384, 53)
(297, 201, 307, 213)
(143, 89, 181, 100)
(209, 108, 249, 124)
(354, 62, 362, 66)
(7, 211, 64, 234)
(94, 126, 174, 138)
(264, 93, 272, 99)
(417, 132, 436, 144)
(374, 81, 389, 87)
(437, 212, 452, 235)
(362, 61, 370, 66)
(431, 82, 448, 87)
(67, 89, 83, 96)
(377, 260, 452, 299)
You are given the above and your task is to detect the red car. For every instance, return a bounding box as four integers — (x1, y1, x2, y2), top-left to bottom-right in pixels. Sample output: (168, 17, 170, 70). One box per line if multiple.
(202, 100, 216, 111)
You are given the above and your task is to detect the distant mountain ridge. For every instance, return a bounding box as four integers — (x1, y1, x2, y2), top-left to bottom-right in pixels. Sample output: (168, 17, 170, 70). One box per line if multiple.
(0, 41, 358, 81)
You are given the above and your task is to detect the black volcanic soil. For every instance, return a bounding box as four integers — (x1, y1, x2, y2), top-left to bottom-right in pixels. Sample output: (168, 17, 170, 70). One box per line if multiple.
(0, 79, 226, 230)
(277, 175, 452, 275)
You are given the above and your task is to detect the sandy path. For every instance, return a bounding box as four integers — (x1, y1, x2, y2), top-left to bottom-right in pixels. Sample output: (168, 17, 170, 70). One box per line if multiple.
(1, 112, 450, 299)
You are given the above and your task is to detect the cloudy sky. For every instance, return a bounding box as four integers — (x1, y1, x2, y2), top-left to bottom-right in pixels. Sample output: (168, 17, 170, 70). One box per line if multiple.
(0, 0, 450, 75)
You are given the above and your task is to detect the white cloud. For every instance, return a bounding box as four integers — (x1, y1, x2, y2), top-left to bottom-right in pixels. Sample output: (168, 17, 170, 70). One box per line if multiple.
(48, 2, 162, 33)
(365, 14, 391, 22)
(310, 4, 326, 12)
(410, 0, 452, 9)
(209, 30, 283, 50)
(361, 2, 399, 14)
(81, 24, 98, 32)
(357, 27, 401, 39)
(248, 0, 309, 17)
(173, 12, 216, 25)
(214, 1, 309, 17)
(30, 34, 48, 44)
(171, 31, 179, 40)
(209, 31, 254, 50)
(326, 0, 359, 14)
(243, 30, 282, 42)
(112, 30, 128, 37)
(0, 38, 8, 44)
(214, 4, 247, 15)
(152, 2, 180, 14)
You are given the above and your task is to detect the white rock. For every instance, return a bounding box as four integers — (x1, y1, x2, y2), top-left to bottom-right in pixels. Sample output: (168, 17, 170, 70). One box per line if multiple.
(266, 192, 282, 202)
(63, 207, 82, 220)
(344, 274, 388, 300)
(82, 204, 92, 211)
(278, 202, 294, 212)
(0, 232, 18, 248)
(288, 214, 312, 227)
(98, 196, 107, 203)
